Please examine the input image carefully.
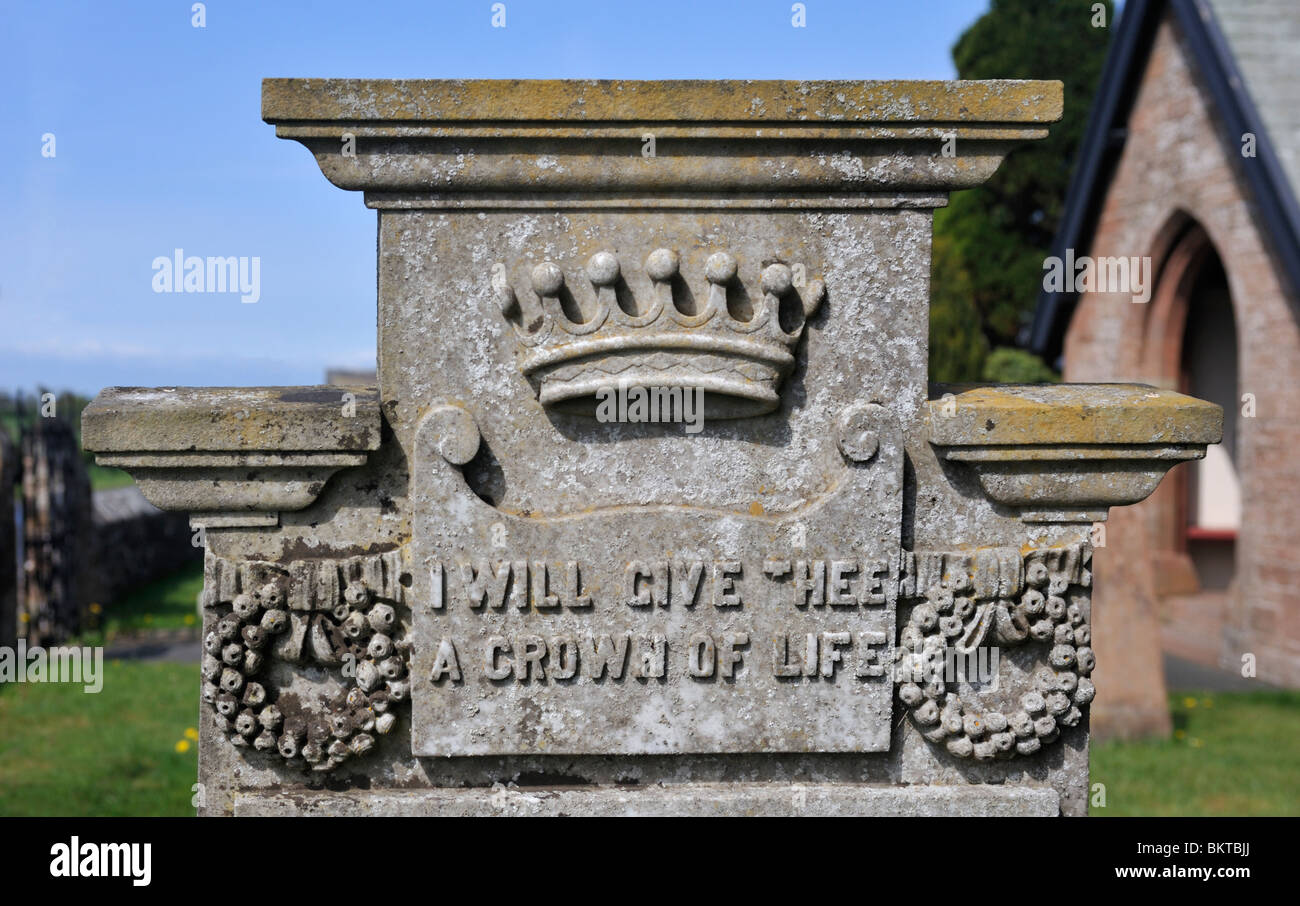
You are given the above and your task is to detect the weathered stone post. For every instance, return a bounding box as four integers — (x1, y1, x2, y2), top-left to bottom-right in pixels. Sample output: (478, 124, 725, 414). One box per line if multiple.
(21, 415, 92, 645)
(0, 429, 17, 653)
(83, 80, 1221, 816)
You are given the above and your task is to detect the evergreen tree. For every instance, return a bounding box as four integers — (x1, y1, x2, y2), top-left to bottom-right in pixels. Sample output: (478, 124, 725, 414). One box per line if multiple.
(929, 0, 1113, 382)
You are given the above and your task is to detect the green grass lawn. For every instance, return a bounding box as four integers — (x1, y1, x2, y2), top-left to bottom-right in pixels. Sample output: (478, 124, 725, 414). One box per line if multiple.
(88, 462, 135, 490)
(1090, 689, 1300, 816)
(2, 674, 1293, 816)
(0, 660, 199, 817)
(0, 562, 205, 815)
(80, 560, 204, 642)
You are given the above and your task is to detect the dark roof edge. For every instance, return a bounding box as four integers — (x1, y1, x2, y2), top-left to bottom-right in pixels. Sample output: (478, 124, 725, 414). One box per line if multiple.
(1173, 0, 1300, 293)
(1028, 0, 1300, 361)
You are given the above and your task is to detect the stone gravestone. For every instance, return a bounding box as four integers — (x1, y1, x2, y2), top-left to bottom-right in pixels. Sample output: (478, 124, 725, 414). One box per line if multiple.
(20, 414, 92, 646)
(0, 429, 17, 653)
(83, 80, 1222, 817)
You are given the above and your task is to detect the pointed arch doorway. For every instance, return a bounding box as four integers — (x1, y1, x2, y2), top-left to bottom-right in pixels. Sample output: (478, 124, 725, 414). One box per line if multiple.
(1142, 215, 1239, 663)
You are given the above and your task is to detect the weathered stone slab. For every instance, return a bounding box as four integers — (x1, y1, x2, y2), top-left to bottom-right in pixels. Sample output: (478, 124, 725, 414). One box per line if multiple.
(409, 402, 902, 755)
(84, 386, 382, 526)
(82, 386, 380, 453)
(929, 382, 1223, 446)
(929, 384, 1222, 523)
(21, 416, 92, 644)
(0, 430, 17, 653)
(234, 783, 1060, 817)
(262, 78, 1064, 124)
(262, 79, 1063, 201)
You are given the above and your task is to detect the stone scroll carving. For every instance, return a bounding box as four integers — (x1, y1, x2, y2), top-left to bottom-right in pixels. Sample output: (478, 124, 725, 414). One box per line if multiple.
(493, 250, 825, 418)
(200, 550, 411, 772)
(895, 542, 1095, 759)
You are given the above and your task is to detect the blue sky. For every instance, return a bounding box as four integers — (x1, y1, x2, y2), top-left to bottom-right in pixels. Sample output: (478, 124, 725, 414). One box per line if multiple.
(1, 0, 989, 395)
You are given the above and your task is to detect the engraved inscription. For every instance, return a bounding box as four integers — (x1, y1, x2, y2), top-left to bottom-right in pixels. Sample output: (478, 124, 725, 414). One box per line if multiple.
(409, 398, 906, 757)
(413, 546, 897, 754)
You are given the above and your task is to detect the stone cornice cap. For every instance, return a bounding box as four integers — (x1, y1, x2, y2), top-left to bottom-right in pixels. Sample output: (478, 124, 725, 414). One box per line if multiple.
(262, 78, 1062, 126)
(927, 383, 1224, 524)
(261, 78, 1062, 206)
(83, 386, 380, 453)
(82, 386, 381, 527)
(928, 383, 1223, 448)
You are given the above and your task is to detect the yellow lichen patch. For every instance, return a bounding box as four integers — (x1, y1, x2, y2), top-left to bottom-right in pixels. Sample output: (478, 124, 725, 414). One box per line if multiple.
(928, 383, 1223, 447)
(262, 79, 1063, 126)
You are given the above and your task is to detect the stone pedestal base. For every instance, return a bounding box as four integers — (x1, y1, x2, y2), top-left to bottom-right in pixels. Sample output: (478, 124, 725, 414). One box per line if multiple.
(234, 784, 1060, 817)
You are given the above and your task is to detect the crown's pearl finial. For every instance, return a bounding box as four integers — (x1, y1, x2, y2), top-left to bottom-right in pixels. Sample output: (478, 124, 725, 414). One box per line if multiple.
(531, 262, 565, 296)
(761, 263, 793, 296)
(587, 251, 620, 287)
(705, 252, 738, 285)
(803, 278, 826, 317)
(645, 248, 679, 282)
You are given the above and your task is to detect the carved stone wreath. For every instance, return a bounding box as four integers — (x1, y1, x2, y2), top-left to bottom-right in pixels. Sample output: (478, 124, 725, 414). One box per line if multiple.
(895, 542, 1095, 760)
(200, 550, 410, 772)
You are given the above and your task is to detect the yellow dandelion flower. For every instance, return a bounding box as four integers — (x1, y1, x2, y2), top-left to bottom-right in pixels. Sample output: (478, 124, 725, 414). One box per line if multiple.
(1174, 729, 1186, 740)
(1182, 696, 1198, 709)
(175, 739, 191, 753)
(184, 614, 196, 625)
(1190, 738, 1204, 748)
(184, 727, 199, 741)
(144, 615, 153, 624)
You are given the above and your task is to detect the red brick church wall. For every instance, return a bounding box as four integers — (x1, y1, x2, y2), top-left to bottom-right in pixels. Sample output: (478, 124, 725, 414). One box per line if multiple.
(1064, 11, 1300, 737)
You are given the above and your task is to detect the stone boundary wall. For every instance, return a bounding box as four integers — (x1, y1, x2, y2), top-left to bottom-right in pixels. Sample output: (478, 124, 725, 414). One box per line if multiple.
(84, 486, 201, 608)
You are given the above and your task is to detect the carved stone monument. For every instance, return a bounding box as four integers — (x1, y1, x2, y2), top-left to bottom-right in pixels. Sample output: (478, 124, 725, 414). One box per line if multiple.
(83, 80, 1221, 816)
(21, 415, 92, 646)
(0, 429, 17, 653)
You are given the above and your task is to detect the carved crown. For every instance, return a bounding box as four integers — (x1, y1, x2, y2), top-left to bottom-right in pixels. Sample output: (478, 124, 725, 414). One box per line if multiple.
(493, 249, 825, 418)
